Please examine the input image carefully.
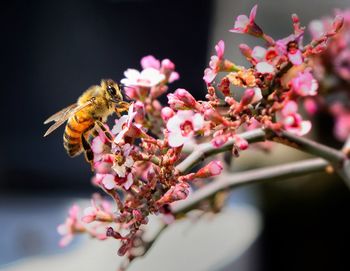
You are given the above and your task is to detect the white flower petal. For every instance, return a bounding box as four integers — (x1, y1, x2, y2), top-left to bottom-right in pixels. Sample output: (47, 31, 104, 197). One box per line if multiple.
(168, 132, 185, 147)
(256, 62, 274, 74)
(193, 113, 204, 131)
(102, 174, 116, 190)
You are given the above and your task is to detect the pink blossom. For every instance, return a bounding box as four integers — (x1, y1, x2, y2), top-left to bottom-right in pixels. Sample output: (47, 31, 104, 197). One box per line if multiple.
(112, 144, 134, 178)
(112, 103, 146, 144)
(57, 204, 81, 247)
(121, 68, 165, 88)
(304, 98, 318, 115)
(280, 101, 311, 136)
(94, 173, 117, 190)
(141, 55, 179, 83)
(229, 5, 263, 37)
(330, 103, 350, 141)
(167, 110, 204, 147)
(82, 199, 113, 223)
(288, 50, 303, 65)
(290, 71, 318, 96)
(93, 154, 113, 174)
(161, 59, 180, 83)
(334, 49, 350, 81)
(195, 160, 224, 178)
(203, 40, 225, 84)
(167, 88, 197, 110)
(275, 35, 303, 65)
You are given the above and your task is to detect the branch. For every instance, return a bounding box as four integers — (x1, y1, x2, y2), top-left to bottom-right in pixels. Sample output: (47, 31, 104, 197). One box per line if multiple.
(173, 158, 328, 214)
(266, 130, 346, 165)
(175, 129, 266, 173)
(175, 128, 347, 174)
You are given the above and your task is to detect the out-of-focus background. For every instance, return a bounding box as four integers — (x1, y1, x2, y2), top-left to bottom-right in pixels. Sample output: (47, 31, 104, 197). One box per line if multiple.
(1, 0, 350, 270)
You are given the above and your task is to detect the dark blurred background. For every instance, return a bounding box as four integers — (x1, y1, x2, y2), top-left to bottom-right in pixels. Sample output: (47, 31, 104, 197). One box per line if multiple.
(1, 0, 350, 270)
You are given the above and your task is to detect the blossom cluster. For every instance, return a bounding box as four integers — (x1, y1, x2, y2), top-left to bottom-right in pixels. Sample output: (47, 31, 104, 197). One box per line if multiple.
(308, 9, 350, 141)
(57, 5, 344, 269)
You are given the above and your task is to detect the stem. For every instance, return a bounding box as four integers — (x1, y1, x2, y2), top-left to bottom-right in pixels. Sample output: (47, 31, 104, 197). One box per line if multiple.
(173, 158, 328, 214)
(266, 129, 346, 165)
(176, 129, 266, 173)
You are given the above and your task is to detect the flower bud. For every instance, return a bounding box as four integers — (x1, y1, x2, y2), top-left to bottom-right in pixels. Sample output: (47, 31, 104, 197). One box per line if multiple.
(234, 135, 249, 150)
(241, 88, 255, 105)
(133, 101, 145, 123)
(161, 58, 175, 70)
(167, 88, 197, 110)
(239, 43, 253, 59)
(332, 15, 344, 33)
(195, 160, 224, 178)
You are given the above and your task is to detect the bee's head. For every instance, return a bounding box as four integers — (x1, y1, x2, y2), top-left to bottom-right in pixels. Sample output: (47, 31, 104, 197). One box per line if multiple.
(102, 79, 123, 103)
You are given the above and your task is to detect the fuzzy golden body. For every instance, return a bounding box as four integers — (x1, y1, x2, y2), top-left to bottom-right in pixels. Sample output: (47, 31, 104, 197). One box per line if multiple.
(44, 79, 129, 158)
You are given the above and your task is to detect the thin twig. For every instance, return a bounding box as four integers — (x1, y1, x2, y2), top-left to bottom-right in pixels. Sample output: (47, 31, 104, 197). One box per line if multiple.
(173, 158, 328, 214)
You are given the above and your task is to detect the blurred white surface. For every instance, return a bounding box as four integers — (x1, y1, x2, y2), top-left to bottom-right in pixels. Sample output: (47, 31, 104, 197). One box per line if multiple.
(0, 204, 261, 271)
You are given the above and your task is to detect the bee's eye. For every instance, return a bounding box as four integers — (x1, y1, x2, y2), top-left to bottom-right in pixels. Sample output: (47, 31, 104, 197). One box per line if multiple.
(107, 86, 117, 96)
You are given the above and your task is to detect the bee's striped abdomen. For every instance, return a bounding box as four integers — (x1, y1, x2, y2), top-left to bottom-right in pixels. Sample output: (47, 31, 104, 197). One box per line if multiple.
(63, 114, 94, 157)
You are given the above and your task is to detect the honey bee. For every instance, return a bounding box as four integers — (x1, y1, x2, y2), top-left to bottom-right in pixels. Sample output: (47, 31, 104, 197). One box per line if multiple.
(44, 79, 129, 161)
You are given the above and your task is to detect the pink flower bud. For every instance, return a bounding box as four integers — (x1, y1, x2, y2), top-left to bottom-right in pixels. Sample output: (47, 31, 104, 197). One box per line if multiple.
(161, 58, 175, 70)
(132, 209, 143, 221)
(133, 101, 145, 123)
(161, 107, 175, 122)
(234, 135, 249, 150)
(332, 15, 344, 33)
(195, 160, 224, 178)
(204, 108, 225, 124)
(304, 98, 318, 115)
(241, 88, 255, 105)
(239, 43, 253, 59)
(167, 88, 197, 109)
(157, 182, 190, 205)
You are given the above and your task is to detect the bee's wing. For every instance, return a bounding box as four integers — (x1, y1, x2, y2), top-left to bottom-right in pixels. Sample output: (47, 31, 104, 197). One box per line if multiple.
(43, 101, 92, 137)
(43, 103, 77, 124)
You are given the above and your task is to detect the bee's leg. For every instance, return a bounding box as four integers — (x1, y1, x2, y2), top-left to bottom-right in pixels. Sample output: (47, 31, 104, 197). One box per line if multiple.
(81, 132, 94, 169)
(95, 120, 114, 143)
(115, 101, 130, 118)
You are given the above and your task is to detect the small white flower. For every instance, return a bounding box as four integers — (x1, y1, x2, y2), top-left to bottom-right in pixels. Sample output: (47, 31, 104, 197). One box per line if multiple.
(121, 68, 165, 88)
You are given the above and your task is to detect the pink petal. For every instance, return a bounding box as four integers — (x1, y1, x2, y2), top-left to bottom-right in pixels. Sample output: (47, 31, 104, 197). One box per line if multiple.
(249, 4, 258, 22)
(59, 234, 73, 247)
(91, 136, 104, 154)
(203, 68, 216, 84)
(168, 71, 180, 83)
(123, 173, 134, 190)
(140, 55, 160, 70)
(282, 101, 298, 116)
(215, 40, 225, 59)
(233, 15, 249, 30)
